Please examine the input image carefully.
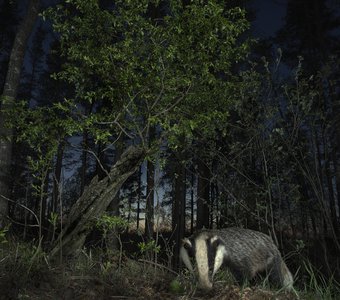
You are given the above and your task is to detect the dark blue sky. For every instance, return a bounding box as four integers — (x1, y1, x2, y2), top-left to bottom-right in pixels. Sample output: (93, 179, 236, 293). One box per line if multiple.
(251, 0, 287, 38)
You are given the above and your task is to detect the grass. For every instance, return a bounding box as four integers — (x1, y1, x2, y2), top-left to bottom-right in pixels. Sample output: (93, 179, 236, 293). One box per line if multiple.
(1, 239, 339, 299)
(299, 260, 340, 300)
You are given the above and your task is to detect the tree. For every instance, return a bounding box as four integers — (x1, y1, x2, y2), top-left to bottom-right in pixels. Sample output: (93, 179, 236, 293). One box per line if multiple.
(277, 0, 340, 243)
(276, 0, 340, 71)
(0, 0, 18, 92)
(0, 0, 40, 228)
(9, 0, 251, 255)
(50, 145, 146, 257)
(145, 127, 155, 241)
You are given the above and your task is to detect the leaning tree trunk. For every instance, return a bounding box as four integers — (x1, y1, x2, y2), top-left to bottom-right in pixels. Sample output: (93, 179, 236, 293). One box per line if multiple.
(0, 0, 40, 228)
(50, 145, 146, 258)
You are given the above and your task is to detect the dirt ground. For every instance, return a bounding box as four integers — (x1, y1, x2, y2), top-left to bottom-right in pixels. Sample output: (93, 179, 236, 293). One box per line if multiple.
(1, 267, 299, 300)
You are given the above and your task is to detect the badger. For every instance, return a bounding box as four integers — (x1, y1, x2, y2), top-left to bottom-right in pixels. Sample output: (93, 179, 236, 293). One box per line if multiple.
(180, 228, 294, 290)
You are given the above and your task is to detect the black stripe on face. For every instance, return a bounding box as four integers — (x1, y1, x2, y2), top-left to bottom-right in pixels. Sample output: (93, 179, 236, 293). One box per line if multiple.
(208, 237, 223, 276)
(183, 238, 196, 258)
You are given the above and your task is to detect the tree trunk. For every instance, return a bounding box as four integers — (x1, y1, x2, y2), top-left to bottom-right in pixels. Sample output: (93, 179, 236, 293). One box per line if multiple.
(145, 159, 155, 240)
(0, 0, 40, 228)
(171, 162, 186, 268)
(52, 141, 64, 214)
(49, 145, 146, 258)
(323, 133, 340, 239)
(136, 166, 142, 230)
(197, 159, 210, 229)
(145, 126, 155, 240)
(80, 130, 88, 196)
(106, 139, 124, 251)
(190, 171, 195, 234)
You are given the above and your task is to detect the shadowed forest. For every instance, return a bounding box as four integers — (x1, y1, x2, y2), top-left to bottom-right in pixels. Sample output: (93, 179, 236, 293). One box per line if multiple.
(0, 0, 340, 299)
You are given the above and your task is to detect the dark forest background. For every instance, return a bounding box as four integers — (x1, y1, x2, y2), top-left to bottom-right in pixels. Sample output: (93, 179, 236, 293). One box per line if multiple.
(0, 0, 340, 298)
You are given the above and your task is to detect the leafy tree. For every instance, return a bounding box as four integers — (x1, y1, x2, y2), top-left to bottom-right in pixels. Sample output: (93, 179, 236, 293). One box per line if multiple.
(20, 0, 250, 255)
(276, 0, 340, 246)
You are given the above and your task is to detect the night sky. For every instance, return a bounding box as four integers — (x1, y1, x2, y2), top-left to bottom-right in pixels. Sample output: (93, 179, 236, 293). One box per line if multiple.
(251, 0, 286, 38)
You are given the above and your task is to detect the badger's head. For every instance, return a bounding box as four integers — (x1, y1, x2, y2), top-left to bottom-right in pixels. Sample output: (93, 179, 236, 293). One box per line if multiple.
(179, 232, 228, 290)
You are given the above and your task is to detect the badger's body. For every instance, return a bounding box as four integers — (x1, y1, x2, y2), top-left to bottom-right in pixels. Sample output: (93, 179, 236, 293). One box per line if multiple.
(180, 228, 293, 290)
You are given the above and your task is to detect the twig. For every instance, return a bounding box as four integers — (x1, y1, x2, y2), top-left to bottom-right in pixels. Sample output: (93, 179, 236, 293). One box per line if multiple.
(0, 194, 40, 225)
(84, 148, 111, 179)
(154, 83, 192, 118)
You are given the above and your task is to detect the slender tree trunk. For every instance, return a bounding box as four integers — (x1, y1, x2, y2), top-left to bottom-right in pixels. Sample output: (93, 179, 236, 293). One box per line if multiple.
(322, 126, 340, 239)
(215, 184, 219, 228)
(172, 162, 186, 268)
(136, 166, 142, 230)
(197, 159, 210, 229)
(106, 138, 124, 251)
(52, 141, 64, 214)
(210, 182, 215, 228)
(145, 161, 155, 241)
(145, 158, 155, 240)
(42, 169, 50, 225)
(80, 130, 88, 196)
(145, 127, 155, 240)
(0, 0, 40, 227)
(47, 141, 64, 242)
(328, 79, 340, 229)
(190, 171, 195, 234)
(324, 154, 340, 238)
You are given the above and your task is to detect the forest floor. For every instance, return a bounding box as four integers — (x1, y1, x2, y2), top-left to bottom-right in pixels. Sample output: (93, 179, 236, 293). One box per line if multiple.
(1, 263, 299, 300)
(0, 241, 338, 300)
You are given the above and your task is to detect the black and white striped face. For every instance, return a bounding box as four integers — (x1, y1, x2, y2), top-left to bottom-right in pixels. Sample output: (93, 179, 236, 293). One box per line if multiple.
(180, 233, 228, 289)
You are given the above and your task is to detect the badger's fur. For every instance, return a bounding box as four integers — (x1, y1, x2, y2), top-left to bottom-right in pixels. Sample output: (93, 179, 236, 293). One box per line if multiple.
(180, 228, 294, 290)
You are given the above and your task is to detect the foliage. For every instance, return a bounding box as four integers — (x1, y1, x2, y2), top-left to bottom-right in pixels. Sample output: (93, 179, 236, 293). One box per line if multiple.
(169, 278, 185, 294)
(48, 212, 59, 243)
(0, 241, 49, 294)
(0, 226, 8, 244)
(38, 0, 251, 149)
(138, 239, 161, 255)
(1, 240, 337, 299)
(96, 214, 129, 233)
(301, 260, 340, 300)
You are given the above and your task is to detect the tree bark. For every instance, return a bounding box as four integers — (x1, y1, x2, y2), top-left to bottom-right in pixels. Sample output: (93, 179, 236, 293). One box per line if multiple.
(49, 145, 146, 258)
(190, 171, 195, 234)
(145, 126, 155, 240)
(145, 158, 155, 240)
(0, 0, 40, 227)
(106, 139, 124, 251)
(196, 159, 210, 229)
(80, 130, 88, 196)
(52, 141, 64, 214)
(171, 162, 186, 268)
(136, 166, 142, 230)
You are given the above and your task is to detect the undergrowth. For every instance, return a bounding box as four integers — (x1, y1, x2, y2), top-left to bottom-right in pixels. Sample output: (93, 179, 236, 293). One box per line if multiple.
(0, 238, 339, 299)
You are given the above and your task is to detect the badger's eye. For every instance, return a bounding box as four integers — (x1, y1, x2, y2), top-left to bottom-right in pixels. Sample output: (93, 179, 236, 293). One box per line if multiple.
(183, 242, 192, 250)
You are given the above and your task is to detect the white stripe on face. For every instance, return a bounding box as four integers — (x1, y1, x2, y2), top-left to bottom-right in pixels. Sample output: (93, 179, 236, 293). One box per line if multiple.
(195, 237, 213, 289)
(180, 242, 194, 273)
(213, 244, 227, 278)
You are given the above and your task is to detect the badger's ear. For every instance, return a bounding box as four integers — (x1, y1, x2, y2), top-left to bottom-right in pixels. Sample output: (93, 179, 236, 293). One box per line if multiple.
(210, 235, 224, 249)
